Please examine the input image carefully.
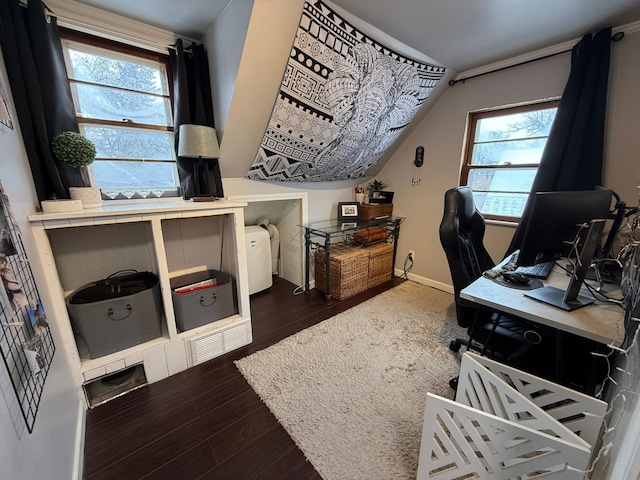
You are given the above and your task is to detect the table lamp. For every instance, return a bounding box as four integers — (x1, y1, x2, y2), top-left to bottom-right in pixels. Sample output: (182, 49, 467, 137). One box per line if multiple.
(177, 124, 220, 201)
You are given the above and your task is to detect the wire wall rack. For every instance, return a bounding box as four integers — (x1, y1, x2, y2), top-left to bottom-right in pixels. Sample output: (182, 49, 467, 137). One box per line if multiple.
(0, 183, 55, 433)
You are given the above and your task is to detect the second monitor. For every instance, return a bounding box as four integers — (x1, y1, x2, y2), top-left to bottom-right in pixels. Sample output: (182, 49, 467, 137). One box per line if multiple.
(516, 187, 613, 311)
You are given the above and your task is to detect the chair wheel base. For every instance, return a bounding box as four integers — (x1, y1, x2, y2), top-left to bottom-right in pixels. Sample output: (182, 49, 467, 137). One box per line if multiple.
(449, 340, 461, 352)
(449, 376, 458, 390)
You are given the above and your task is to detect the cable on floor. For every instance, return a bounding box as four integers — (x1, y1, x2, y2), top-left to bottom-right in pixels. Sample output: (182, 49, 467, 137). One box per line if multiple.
(401, 253, 414, 279)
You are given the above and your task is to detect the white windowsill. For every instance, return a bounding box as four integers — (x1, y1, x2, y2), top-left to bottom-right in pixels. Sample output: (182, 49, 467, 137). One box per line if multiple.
(485, 219, 519, 228)
(28, 198, 247, 223)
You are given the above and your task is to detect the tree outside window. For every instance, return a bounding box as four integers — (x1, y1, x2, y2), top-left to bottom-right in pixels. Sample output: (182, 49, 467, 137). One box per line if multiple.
(60, 31, 178, 200)
(460, 100, 559, 222)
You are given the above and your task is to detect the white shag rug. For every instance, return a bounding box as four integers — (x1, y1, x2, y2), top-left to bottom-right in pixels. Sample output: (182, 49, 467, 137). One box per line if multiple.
(235, 281, 466, 480)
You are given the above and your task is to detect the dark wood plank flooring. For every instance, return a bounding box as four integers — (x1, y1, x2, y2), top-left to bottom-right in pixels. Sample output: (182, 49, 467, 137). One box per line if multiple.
(83, 276, 405, 480)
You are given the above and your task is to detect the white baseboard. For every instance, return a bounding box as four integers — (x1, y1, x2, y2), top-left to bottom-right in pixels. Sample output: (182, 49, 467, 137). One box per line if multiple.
(394, 269, 454, 295)
(73, 399, 86, 480)
(309, 271, 453, 296)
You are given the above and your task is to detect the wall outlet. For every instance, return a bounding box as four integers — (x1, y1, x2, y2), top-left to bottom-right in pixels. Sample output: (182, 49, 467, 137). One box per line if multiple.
(408, 250, 415, 261)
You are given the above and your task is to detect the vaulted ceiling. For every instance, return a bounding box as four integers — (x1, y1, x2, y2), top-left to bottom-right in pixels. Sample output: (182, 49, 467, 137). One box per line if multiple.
(78, 0, 640, 71)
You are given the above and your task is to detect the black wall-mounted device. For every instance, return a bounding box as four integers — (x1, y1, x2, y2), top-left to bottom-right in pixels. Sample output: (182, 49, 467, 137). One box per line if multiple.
(414, 146, 424, 167)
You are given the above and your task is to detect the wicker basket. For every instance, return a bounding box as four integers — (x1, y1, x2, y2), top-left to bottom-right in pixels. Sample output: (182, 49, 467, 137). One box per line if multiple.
(360, 204, 393, 220)
(314, 244, 369, 300)
(367, 243, 393, 288)
(314, 242, 394, 300)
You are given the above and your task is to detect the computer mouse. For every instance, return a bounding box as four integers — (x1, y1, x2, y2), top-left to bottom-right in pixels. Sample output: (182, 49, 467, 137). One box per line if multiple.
(502, 272, 530, 285)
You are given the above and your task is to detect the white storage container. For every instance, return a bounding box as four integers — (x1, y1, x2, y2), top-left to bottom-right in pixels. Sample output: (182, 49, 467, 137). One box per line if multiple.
(245, 225, 272, 294)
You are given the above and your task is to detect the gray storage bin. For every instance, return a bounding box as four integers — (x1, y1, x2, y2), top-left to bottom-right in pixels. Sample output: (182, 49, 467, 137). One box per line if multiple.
(170, 269, 237, 332)
(66, 271, 163, 359)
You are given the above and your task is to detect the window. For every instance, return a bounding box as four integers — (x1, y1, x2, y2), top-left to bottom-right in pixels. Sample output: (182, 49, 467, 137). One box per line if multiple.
(461, 100, 559, 222)
(60, 31, 178, 200)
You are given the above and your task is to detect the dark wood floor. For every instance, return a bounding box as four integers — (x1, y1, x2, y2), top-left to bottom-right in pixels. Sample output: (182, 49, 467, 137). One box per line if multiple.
(83, 276, 405, 480)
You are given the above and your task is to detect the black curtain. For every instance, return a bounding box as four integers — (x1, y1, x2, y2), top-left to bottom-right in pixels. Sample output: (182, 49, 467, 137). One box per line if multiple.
(507, 27, 612, 254)
(0, 0, 83, 202)
(169, 39, 224, 199)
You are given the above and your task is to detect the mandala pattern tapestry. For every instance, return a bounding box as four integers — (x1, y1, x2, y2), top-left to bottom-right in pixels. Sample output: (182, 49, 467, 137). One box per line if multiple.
(247, 0, 447, 183)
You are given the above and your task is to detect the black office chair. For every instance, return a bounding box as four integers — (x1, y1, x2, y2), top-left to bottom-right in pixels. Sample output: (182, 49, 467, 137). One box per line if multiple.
(439, 186, 550, 374)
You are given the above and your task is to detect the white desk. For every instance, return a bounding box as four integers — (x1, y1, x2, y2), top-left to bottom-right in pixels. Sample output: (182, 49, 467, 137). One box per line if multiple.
(461, 266, 625, 394)
(460, 267, 625, 346)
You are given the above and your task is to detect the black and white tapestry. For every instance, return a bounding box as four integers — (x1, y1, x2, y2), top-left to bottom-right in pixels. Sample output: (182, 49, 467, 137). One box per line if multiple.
(247, 0, 446, 183)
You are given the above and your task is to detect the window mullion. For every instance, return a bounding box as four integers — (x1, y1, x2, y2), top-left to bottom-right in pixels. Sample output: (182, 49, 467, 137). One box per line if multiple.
(94, 158, 176, 164)
(78, 118, 172, 132)
(69, 78, 171, 101)
(472, 189, 531, 195)
(473, 134, 552, 146)
(465, 163, 540, 169)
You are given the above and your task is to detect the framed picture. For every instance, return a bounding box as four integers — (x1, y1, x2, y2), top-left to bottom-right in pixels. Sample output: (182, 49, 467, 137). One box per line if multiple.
(341, 222, 358, 230)
(0, 201, 17, 256)
(28, 299, 49, 333)
(338, 202, 359, 221)
(0, 77, 13, 130)
(0, 255, 29, 311)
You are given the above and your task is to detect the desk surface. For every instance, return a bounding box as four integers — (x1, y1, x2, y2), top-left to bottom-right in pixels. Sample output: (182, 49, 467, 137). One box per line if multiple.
(460, 267, 625, 346)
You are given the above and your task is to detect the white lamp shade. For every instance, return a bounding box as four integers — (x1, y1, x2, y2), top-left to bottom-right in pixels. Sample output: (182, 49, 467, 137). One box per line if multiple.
(178, 124, 220, 159)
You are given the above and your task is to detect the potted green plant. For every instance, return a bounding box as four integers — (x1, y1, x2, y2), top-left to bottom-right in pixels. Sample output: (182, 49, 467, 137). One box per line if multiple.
(366, 179, 388, 198)
(52, 131, 102, 208)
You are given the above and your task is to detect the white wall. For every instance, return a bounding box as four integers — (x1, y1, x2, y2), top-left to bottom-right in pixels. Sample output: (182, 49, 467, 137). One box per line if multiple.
(604, 29, 640, 201)
(224, 177, 352, 223)
(0, 55, 83, 479)
(378, 29, 640, 290)
(205, 0, 255, 137)
(217, 0, 305, 179)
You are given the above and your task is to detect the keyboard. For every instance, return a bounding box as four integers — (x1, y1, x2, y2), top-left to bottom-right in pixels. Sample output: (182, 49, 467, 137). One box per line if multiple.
(515, 261, 554, 279)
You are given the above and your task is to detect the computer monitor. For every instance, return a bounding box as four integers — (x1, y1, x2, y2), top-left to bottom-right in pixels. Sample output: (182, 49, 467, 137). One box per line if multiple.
(516, 188, 613, 311)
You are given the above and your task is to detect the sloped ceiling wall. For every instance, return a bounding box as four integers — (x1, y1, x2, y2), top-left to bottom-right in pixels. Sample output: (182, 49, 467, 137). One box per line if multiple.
(245, 0, 447, 183)
(217, 0, 454, 185)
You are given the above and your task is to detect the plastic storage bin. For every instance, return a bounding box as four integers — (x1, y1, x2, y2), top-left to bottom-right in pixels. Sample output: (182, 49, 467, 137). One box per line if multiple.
(66, 271, 163, 359)
(170, 269, 237, 332)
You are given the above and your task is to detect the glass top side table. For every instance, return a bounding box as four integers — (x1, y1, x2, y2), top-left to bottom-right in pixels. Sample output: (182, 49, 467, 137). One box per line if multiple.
(300, 216, 405, 304)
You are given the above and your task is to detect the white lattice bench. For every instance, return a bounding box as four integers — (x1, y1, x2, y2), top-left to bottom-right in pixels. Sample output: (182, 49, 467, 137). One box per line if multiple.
(417, 352, 608, 479)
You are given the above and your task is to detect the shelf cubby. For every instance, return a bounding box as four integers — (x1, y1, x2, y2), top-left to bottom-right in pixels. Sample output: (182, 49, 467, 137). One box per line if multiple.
(28, 200, 252, 405)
